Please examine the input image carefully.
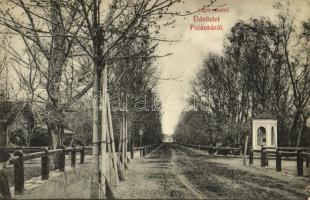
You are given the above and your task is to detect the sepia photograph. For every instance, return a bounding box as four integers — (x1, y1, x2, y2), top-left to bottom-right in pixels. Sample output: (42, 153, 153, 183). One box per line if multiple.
(0, 0, 309, 199)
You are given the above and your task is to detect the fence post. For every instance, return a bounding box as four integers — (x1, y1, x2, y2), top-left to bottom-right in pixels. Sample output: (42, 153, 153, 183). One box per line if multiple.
(297, 149, 303, 176)
(249, 148, 253, 165)
(306, 154, 309, 168)
(260, 146, 266, 167)
(59, 145, 66, 172)
(143, 147, 146, 157)
(41, 147, 49, 180)
(131, 145, 134, 159)
(276, 149, 281, 172)
(80, 144, 85, 164)
(14, 150, 24, 194)
(71, 145, 76, 168)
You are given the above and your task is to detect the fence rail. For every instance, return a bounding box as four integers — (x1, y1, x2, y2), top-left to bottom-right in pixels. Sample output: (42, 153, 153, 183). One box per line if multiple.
(249, 146, 310, 176)
(131, 144, 158, 158)
(3, 143, 158, 195)
(177, 143, 242, 156)
(264, 147, 310, 151)
(5, 145, 86, 195)
(2, 146, 49, 153)
(177, 143, 309, 177)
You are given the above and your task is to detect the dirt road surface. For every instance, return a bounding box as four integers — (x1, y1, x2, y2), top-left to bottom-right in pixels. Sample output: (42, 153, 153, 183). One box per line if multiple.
(12, 144, 309, 199)
(114, 143, 310, 199)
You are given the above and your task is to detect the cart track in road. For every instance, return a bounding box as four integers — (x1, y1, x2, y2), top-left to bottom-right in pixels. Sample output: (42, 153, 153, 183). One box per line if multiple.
(171, 144, 309, 200)
(114, 143, 309, 199)
(114, 143, 204, 199)
(170, 150, 206, 199)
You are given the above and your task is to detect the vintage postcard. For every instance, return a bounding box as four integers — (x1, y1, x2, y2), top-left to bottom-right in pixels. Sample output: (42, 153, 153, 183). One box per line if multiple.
(0, 0, 309, 199)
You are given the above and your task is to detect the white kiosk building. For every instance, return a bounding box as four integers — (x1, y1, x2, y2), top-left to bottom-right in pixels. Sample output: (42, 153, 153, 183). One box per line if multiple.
(252, 112, 277, 150)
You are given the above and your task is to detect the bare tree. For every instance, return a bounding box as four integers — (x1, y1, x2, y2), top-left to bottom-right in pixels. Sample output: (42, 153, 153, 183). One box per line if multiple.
(0, 1, 92, 153)
(275, 6, 310, 146)
(176, 5, 310, 148)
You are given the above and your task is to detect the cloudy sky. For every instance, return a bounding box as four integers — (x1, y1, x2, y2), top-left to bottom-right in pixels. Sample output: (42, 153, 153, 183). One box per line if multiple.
(156, 0, 310, 135)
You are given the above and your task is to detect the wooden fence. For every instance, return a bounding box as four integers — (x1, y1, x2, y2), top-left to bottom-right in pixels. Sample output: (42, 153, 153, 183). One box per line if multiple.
(4, 147, 50, 154)
(2, 143, 158, 195)
(177, 143, 242, 156)
(3, 145, 89, 195)
(177, 143, 310, 177)
(249, 146, 310, 176)
(131, 144, 158, 159)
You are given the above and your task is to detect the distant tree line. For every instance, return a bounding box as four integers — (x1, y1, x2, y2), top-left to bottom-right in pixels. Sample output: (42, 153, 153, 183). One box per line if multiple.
(175, 3, 310, 148)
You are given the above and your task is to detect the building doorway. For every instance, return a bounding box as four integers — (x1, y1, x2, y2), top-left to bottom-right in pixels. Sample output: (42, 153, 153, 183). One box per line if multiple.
(257, 127, 266, 146)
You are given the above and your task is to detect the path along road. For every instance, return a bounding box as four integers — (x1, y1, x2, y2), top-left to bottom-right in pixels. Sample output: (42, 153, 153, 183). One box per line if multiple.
(114, 143, 310, 199)
(13, 143, 309, 199)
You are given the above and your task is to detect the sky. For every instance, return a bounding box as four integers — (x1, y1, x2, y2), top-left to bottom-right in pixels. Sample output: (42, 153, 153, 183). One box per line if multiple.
(156, 0, 310, 135)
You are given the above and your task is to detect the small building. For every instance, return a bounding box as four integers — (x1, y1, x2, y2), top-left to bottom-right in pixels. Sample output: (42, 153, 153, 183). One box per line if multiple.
(252, 112, 277, 150)
(162, 134, 174, 143)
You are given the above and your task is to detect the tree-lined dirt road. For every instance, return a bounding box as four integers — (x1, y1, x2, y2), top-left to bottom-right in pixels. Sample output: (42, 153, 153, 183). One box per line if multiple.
(13, 143, 309, 199)
(114, 143, 309, 199)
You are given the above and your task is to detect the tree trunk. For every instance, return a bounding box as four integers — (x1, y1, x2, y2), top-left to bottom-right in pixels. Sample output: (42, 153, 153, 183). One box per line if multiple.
(287, 111, 300, 147)
(90, 1, 104, 197)
(100, 65, 109, 198)
(47, 122, 63, 169)
(43, 0, 66, 170)
(90, 60, 101, 199)
(25, 133, 30, 147)
(296, 114, 305, 147)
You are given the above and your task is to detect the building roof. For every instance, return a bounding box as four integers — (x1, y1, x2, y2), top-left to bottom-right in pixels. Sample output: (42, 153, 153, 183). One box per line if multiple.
(252, 112, 276, 120)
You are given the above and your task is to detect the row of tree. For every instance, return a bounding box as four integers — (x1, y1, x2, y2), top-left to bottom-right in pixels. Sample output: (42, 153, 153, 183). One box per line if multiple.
(0, 0, 187, 150)
(0, 0, 218, 197)
(175, 3, 310, 147)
